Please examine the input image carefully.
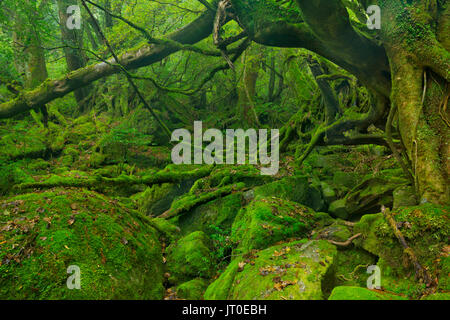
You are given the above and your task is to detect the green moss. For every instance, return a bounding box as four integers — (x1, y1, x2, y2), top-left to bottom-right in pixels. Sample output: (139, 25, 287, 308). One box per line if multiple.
(205, 240, 337, 300)
(354, 204, 449, 298)
(328, 286, 407, 300)
(63, 147, 79, 158)
(204, 260, 240, 300)
(166, 231, 215, 285)
(176, 278, 209, 300)
(0, 162, 35, 195)
(60, 155, 73, 167)
(231, 197, 329, 254)
(334, 249, 377, 287)
(0, 120, 48, 161)
(150, 218, 181, 242)
(174, 193, 243, 236)
(0, 188, 164, 299)
(133, 179, 193, 217)
(253, 176, 325, 211)
(421, 293, 450, 300)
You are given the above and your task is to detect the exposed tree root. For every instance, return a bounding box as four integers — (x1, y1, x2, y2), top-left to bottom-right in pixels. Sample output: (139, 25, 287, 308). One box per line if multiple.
(160, 182, 246, 219)
(382, 205, 433, 288)
(328, 233, 362, 247)
(385, 104, 415, 184)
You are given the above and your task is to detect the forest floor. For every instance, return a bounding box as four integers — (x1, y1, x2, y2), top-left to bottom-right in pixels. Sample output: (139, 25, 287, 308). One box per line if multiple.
(0, 111, 448, 300)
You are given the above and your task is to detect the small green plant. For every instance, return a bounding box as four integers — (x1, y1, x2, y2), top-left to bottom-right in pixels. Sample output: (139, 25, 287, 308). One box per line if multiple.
(208, 224, 235, 269)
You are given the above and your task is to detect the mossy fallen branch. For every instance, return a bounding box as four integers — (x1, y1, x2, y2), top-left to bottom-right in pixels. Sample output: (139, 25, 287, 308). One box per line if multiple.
(14, 167, 214, 191)
(160, 182, 246, 219)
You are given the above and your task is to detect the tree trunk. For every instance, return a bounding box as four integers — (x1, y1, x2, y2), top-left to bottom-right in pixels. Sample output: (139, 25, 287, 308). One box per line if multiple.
(380, 1, 449, 204)
(57, 0, 91, 111)
(237, 45, 261, 127)
(307, 55, 340, 124)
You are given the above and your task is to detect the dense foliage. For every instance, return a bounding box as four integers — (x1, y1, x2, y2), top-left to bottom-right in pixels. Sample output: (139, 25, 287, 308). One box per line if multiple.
(0, 0, 448, 301)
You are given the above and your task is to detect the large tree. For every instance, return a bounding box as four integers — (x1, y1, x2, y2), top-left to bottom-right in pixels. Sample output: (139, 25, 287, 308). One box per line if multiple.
(0, 0, 448, 204)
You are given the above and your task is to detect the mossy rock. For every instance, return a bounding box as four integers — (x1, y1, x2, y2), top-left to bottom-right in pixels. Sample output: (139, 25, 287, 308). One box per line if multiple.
(0, 162, 35, 195)
(204, 240, 337, 300)
(334, 249, 377, 287)
(344, 175, 409, 217)
(166, 231, 215, 285)
(332, 171, 359, 189)
(133, 180, 194, 217)
(0, 121, 48, 161)
(321, 182, 337, 204)
(393, 186, 417, 209)
(65, 121, 97, 145)
(328, 286, 407, 300)
(173, 193, 243, 236)
(231, 197, 331, 254)
(328, 199, 349, 220)
(253, 176, 325, 211)
(176, 278, 209, 300)
(63, 147, 80, 158)
(150, 218, 181, 242)
(354, 204, 449, 298)
(0, 188, 164, 299)
(312, 222, 351, 243)
(60, 155, 73, 167)
(421, 292, 450, 300)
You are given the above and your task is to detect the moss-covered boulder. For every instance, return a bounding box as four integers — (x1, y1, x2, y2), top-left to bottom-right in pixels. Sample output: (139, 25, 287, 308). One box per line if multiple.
(204, 240, 337, 300)
(393, 186, 417, 209)
(0, 121, 49, 161)
(98, 120, 170, 168)
(231, 197, 332, 254)
(174, 193, 243, 236)
(0, 188, 164, 299)
(65, 116, 98, 145)
(312, 221, 351, 243)
(176, 278, 209, 300)
(354, 204, 449, 298)
(252, 176, 325, 211)
(328, 199, 349, 220)
(342, 175, 409, 218)
(333, 249, 377, 288)
(165, 231, 215, 285)
(133, 181, 194, 217)
(332, 171, 359, 190)
(328, 286, 407, 300)
(0, 161, 35, 195)
(150, 218, 181, 242)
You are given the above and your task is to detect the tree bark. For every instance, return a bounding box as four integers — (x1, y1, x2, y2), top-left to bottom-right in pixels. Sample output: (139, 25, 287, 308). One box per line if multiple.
(57, 0, 91, 110)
